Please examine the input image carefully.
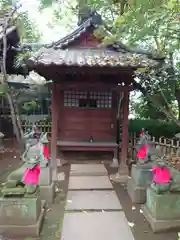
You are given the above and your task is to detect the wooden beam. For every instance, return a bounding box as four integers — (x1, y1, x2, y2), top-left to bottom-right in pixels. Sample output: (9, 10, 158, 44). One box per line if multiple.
(50, 84, 58, 175)
(119, 91, 129, 168)
(57, 82, 134, 92)
(32, 64, 136, 76)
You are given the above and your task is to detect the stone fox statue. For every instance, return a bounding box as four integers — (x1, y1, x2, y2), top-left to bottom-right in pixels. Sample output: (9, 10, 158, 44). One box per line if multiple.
(1, 132, 50, 197)
(23, 125, 41, 148)
(150, 133, 180, 194)
(151, 160, 180, 194)
(135, 129, 161, 164)
(136, 129, 152, 164)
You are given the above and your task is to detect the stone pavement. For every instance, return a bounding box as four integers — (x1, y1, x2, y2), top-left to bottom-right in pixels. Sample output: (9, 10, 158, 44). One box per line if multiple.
(61, 163, 135, 240)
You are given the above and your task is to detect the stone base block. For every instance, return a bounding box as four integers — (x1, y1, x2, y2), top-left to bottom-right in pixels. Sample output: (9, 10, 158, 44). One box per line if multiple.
(142, 204, 180, 233)
(109, 173, 128, 184)
(39, 182, 55, 203)
(127, 177, 146, 203)
(39, 167, 52, 186)
(109, 158, 119, 168)
(0, 197, 45, 237)
(146, 187, 180, 220)
(131, 164, 153, 188)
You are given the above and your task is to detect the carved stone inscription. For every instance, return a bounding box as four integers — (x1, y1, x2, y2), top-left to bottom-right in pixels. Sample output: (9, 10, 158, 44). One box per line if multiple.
(0, 198, 40, 225)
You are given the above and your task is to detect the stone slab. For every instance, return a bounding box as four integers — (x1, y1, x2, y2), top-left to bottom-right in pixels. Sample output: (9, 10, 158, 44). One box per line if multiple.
(61, 211, 134, 240)
(127, 177, 146, 204)
(142, 204, 180, 233)
(70, 164, 107, 176)
(68, 176, 113, 190)
(66, 190, 122, 210)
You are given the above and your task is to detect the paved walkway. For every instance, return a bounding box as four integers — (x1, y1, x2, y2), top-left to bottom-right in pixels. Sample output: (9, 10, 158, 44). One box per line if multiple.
(61, 164, 135, 240)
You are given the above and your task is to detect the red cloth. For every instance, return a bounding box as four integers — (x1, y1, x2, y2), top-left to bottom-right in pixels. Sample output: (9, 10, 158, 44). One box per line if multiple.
(152, 166, 171, 184)
(137, 144, 148, 159)
(23, 165, 40, 184)
(43, 145, 50, 159)
(139, 131, 145, 136)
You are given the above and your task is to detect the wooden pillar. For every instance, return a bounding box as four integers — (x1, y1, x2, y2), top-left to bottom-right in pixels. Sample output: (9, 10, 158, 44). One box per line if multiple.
(51, 84, 58, 178)
(118, 90, 129, 173)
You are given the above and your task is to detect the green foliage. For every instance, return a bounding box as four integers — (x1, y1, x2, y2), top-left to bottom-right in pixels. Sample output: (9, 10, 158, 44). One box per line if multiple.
(128, 119, 179, 138)
(0, 83, 9, 96)
(0, 0, 41, 43)
(15, 12, 41, 42)
(22, 101, 40, 113)
(131, 94, 178, 120)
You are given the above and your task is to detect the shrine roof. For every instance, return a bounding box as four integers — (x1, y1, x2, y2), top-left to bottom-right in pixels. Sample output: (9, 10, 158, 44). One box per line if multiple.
(45, 12, 102, 49)
(28, 10, 160, 69)
(28, 48, 159, 69)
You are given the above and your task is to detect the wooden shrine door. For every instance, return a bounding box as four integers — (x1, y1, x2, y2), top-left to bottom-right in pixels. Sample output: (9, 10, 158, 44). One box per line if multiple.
(59, 90, 117, 142)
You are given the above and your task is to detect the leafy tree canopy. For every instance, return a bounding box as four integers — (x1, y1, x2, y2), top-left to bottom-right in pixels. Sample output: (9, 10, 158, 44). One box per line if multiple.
(0, 0, 41, 42)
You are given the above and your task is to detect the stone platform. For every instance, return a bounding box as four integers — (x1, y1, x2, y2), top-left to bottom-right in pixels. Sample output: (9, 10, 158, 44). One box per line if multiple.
(0, 197, 45, 237)
(61, 212, 135, 240)
(68, 176, 113, 190)
(70, 164, 107, 176)
(142, 205, 180, 233)
(143, 186, 180, 232)
(66, 190, 122, 210)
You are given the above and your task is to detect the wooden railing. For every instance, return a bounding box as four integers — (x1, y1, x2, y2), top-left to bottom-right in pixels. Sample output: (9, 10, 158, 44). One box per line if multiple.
(19, 121, 180, 160)
(128, 133, 180, 160)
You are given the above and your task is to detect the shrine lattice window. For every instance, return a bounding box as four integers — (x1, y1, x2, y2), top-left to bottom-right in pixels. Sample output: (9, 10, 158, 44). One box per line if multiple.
(64, 91, 112, 108)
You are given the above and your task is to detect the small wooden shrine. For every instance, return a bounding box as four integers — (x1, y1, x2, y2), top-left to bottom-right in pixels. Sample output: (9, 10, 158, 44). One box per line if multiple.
(27, 11, 158, 168)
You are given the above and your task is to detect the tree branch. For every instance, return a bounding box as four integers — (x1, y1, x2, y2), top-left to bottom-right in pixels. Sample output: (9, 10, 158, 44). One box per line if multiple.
(133, 80, 180, 127)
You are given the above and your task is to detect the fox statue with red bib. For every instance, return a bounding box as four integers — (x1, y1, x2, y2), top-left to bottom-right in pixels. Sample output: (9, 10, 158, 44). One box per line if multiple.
(1, 129, 50, 197)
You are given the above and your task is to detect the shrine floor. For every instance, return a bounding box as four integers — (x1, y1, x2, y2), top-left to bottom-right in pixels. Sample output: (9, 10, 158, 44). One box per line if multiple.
(0, 148, 178, 240)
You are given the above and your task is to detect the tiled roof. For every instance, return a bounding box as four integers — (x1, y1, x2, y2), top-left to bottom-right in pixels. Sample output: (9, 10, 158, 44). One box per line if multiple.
(46, 12, 102, 49)
(28, 11, 160, 69)
(29, 48, 159, 68)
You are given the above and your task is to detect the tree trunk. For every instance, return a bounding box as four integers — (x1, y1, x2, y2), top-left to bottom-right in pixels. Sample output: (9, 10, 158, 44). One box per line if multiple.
(6, 92, 24, 151)
(175, 90, 180, 120)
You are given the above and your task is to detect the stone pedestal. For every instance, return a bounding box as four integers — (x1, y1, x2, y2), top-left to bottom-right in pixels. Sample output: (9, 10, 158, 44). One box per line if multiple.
(0, 196, 45, 237)
(39, 167, 55, 203)
(109, 158, 119, 168)
(110, 163, 128, 183)
(127, 164, 153, 203)
(142, 186, 180, 232)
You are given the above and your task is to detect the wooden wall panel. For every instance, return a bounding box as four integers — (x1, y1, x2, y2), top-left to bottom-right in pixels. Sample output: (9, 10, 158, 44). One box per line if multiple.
(59, 108, 116, 141)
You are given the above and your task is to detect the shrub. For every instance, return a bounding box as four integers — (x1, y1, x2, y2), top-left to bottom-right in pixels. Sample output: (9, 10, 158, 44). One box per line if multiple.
(128, 119, 180, 138)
